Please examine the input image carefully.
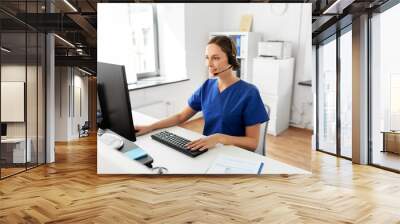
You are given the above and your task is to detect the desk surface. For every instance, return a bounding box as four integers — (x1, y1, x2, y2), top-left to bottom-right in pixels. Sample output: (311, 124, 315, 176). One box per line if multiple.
(97, 111, 310, 175)
(1, 138, 28, 143)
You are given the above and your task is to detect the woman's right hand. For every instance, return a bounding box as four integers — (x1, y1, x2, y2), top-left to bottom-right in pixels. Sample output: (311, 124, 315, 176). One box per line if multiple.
(135, 125, 154, 136)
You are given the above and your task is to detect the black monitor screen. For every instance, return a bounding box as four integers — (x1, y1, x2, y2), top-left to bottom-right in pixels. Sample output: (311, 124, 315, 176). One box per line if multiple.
(97, 62, 136, 142)
(1, 123, 6, 137)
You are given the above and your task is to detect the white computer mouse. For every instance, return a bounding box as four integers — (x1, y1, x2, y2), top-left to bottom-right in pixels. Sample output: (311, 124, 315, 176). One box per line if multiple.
(100, 133, 124, 149)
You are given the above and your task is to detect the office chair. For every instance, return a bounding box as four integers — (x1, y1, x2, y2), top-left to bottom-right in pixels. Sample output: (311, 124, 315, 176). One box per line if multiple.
(79, 121, 90, 138)
(255, 104, 270, 156)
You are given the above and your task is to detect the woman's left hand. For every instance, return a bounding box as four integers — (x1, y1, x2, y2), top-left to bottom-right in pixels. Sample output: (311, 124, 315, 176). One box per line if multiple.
(185, 134, 222, 151)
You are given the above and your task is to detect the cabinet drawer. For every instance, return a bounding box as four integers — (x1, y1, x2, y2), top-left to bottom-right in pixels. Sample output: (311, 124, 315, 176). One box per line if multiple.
(252, 58, 280, 95)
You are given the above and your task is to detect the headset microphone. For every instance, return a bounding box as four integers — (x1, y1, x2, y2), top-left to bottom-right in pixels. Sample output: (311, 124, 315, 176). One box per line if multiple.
(213, 65, 233, 76)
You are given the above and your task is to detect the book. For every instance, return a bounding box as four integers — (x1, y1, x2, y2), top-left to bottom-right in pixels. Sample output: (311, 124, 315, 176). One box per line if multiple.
(240, 14, 253, 32)
(235, 35, 241, 57)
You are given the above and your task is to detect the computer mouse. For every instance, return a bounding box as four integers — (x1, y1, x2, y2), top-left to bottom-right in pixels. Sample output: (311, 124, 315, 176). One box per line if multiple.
(100, 133, 124, 149)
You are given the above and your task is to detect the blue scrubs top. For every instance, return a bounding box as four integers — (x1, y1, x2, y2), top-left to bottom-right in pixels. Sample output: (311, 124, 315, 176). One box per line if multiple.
(188, 79, 269, 136)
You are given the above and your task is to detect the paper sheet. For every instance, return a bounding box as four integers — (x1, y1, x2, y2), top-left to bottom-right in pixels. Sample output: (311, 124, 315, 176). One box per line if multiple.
(206, 155, 263, 174)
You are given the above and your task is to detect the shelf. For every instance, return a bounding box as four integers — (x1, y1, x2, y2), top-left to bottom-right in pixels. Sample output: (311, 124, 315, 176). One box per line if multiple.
(209, 31, 250, 36)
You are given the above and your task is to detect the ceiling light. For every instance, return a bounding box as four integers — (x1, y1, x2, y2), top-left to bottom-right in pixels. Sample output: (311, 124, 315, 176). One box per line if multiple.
(1, 47, 11, 53)
(54, 34, 75, 48)
(322, 0, 355, 15)
(78, 67, 92, 76)
(63, 0, 78, 12)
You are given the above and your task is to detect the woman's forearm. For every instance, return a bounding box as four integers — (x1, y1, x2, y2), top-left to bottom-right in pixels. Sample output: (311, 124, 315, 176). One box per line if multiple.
(149, 106, 196, 132)
(150, 114, 182, 131)
(218, 134, 258, 151)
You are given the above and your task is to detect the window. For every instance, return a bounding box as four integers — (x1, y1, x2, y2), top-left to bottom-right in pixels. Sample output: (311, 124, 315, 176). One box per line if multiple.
(339, 28, 352, 158)
(370, 2, 400, 171)
(390, 74, 400, 130)
(317, 36, 337, 155)
(316, 26, 353, 159)
(128, 4, 160, 81)
(98, 4, 160, 84)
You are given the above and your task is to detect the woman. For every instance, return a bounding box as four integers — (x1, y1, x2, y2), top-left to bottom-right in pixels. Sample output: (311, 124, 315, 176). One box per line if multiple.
(135, 36, 269, 151)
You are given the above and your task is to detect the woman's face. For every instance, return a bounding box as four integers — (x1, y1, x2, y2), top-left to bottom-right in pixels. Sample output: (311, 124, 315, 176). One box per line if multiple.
(205, 43, 230, 76)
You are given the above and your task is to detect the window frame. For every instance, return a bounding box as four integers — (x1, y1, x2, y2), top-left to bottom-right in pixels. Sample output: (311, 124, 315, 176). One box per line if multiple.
(315, 24, 353, 161)
(132, 5, 161, 81)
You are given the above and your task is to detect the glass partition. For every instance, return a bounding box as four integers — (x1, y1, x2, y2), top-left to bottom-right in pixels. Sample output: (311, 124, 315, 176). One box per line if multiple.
(317, 36, 337, 155)
(27, 31, 38, 169)
(371, 3, 400, 171)
(1, 31, 28, 177)
(0, 1, 46, 179)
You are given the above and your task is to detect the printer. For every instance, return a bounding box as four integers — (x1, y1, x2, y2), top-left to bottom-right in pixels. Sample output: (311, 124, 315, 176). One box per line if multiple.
(258, 41, 292, 59)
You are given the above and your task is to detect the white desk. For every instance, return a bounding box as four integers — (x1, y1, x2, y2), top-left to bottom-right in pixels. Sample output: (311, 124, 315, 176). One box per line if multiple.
(1, 138, 32, 163)
(97, 111, 310, 175)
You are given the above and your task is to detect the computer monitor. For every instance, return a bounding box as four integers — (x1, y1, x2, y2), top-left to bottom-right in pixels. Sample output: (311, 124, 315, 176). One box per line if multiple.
(1, 123, 6, 137)
(97, 62, 136, 142)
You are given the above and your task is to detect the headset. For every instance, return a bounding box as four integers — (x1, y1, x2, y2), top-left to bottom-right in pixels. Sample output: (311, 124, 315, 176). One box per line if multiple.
(213, 65, 233, 76)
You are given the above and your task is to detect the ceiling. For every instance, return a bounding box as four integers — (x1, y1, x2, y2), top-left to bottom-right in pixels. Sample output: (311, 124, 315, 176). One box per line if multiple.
(1, 0, 98, 73)
(0, 0, 393, 75)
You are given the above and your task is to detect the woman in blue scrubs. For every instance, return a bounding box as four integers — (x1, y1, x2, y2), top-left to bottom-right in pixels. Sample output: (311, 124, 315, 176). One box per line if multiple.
(136, 36, 269, 151)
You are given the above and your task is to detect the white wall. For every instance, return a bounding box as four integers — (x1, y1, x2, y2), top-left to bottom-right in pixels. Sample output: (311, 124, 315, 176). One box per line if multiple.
(55, 67, 69, 141)
(157, 4, 186, 80)
(72, 73, 89, 137)
(55, 67, 89, 141)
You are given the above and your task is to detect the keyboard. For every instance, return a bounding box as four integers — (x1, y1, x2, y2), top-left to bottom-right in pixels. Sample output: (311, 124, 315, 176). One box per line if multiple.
(151, 131, 207, 157)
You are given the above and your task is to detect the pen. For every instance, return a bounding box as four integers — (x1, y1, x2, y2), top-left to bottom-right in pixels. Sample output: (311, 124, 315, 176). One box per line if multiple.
(257, 162, 264, 175)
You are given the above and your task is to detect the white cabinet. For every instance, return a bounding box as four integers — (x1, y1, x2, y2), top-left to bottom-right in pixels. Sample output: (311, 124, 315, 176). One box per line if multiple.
(252, 57, 295, 136)
(209, 32, 261, 82)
